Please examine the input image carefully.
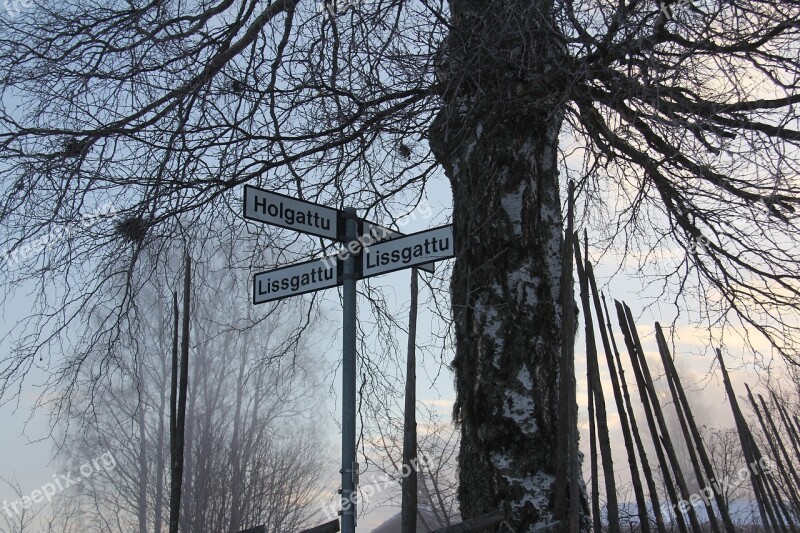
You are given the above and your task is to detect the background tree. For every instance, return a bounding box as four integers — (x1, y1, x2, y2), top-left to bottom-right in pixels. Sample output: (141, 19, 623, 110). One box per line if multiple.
(706, 426, 754, 526)
(0, 0, 799, 529)
(368, 408, 461, 532)
(56, 245, 331, 533)
(0, 477, 38, 533)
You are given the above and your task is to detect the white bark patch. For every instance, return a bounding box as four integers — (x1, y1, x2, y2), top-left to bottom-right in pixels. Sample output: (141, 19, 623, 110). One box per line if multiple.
(503, 390, 537, 435)
(464, 140, 478, 159)
(502, 469, 556, 529)
(541, 144, 554, 172)
(492, 457, 559, 528)
(506, 267, 540, 307)
(518, 140, 536, 166)
(474, 303, 504, 369)
(490, 452, 511, 470)
(478, 305, 502, 345)
(541, 203, 563, 303)
(500, 181, 526, 236)
(490, 281, 503, 298)
(517, 365, 532, 391)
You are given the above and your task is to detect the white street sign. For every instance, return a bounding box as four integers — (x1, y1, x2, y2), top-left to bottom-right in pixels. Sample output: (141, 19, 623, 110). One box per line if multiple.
(361, 221, 435, 274)
(362, 224, 453, 279)
(253, 256, 341, 304)
(244, 185, 341, 240)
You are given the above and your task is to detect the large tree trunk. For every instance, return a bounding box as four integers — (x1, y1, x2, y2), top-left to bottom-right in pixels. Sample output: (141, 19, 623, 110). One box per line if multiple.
(429, 1, 583, 528)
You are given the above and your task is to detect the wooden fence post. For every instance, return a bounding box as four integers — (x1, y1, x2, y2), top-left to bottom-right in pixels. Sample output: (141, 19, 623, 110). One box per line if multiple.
(616, 302, 688, 533)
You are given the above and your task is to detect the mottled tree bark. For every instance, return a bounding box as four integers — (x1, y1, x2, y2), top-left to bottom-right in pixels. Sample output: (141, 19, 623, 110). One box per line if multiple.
(429, 1, 584, 528)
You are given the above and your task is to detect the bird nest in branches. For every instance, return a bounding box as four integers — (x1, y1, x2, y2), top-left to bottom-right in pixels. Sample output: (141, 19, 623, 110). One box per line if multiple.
(115, 216, 149, 243)
(62, 138, 88, 158)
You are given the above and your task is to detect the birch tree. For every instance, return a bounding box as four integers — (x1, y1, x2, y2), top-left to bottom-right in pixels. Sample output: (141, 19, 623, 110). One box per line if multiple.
(1, 0, 799, 529)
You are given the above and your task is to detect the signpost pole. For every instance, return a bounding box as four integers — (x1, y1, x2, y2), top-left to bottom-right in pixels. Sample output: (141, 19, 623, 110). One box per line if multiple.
(341, 207, 358, 533)
(244, 185, 453, 533)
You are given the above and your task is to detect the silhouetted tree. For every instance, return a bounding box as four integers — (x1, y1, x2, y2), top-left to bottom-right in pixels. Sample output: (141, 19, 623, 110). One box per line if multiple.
(1, 0, 799, 528)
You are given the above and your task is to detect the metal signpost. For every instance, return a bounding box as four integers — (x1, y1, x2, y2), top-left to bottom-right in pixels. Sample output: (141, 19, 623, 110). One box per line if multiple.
(341, 208, 358, 533)
(243, 185, 454, 533)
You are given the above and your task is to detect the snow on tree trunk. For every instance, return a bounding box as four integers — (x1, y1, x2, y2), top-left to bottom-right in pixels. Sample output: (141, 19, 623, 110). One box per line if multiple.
(429, 1, 585, 529)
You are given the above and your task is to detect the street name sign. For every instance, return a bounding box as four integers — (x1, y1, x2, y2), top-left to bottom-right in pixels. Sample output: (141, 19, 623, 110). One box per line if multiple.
(360, 221, 435, 274)
(362, 224, 453, 279)
(242, 185, 454, 533)
(244, 184, 342, 240)
(253, 256, 340, 304)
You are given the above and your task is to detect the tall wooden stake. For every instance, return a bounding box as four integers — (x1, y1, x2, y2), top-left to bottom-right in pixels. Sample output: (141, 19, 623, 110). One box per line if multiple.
(587, 263, 650, 532)
(555, 182, 579, 530)
(621, 304, 702, 532)
(169, 253, 191, 533)
(588, 358, 601, 533)
(772, 391, 800, 465)
(602, 296, 666, 533)
(748, 386, 800, 519)
(402, 268, 419, 533)
(654, 324, 736, 533)
(615, 302, 688, 533)
(574, 235, 621, 533)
